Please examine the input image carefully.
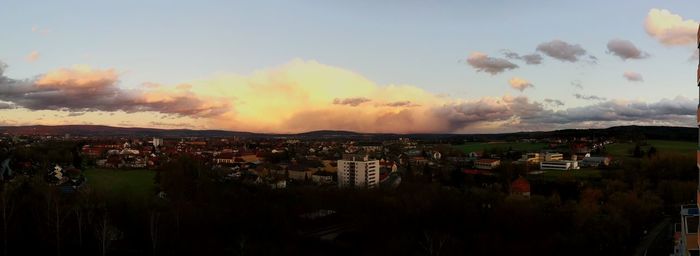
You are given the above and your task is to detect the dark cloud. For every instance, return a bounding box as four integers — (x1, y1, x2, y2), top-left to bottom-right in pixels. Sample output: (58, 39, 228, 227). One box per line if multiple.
(543, 99, 564, 107)
(466, 52, 518, 75)
(623, 71, 644, 82)
(574, 93, 607, 101)
(501, 50, 521, 59)
(332, 97, 371, 106)
(384, 101, 417, 107)
(540, 97, 694, 124)
(0, 62, 229, 117)
(67, 112, 85, 117)
(536, 40, 588, 62)
(500, 50, 542, 65)
(521, 54, 543, 65)
(606, 39, 649, 60)
(434, 96, 545, 130)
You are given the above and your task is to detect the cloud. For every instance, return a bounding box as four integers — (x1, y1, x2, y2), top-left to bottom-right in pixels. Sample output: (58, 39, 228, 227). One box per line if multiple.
(543, 99, 564, 107)
(542, 97, 694, 124)
(571, 80, 583, 89)
(466, 52, 518, 75)
(31, 26, 49, 36)
(623, 71, 644, 82)
(501, 50, 542, 65)
(502, 50, 521, 59)
(0, 63, 229, 117)
(67, 112, 85, 117)
(645, 8, 699, 46)
(508, 77, 534, 92)
(149, 121, 198, 129)
(606, 39, 649, 60)
(0, 59, 695, 133)
(384, 101, 418, 107)
(0, 102, 13, 109)
(574, 93, 606, 101)
(25, 51, 40, 62)
(521, 54, 543, 65)
(536, 40, 588, 62)
(333, 97, 371, 106)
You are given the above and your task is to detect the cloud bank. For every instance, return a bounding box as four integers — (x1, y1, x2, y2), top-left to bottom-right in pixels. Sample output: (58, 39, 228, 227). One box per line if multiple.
(0, 63, 229, 118)
(0, 60, 694, 133)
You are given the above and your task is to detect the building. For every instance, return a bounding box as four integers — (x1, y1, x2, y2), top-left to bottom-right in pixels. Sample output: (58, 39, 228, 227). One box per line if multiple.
(510, 177, 531, 198)
(676, 25, 700, 256)
(214, 152, 236, 164)
(337, 154, 379, 189)
(474, 159, 500, 170)
(542, 152, 563, 161)
(288, 168, 313, 181)
(152, 137, 163, 148)
(312, 171, 335, 185)
(674, 205, 699, 256)
(539, 160, 579, 170)
(579, 156, 611, 168)
(519, 153, 540, 163)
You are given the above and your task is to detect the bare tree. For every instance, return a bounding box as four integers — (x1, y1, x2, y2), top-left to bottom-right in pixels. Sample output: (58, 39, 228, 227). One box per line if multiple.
(419, 231, 451, 256)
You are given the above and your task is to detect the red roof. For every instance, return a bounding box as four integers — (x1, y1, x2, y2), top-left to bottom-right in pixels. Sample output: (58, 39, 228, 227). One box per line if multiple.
(511, 177, 531, 193)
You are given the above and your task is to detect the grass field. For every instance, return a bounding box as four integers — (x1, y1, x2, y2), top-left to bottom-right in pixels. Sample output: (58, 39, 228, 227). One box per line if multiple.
(456, 142, 548, 153)
(605, 140, 695, 158)
(83, 168, 156, 199)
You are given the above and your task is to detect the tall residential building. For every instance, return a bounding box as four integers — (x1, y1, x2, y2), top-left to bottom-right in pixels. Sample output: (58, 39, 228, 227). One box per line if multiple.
(696, 24, 700, 254)
(675, 24, 700, 256)
(337, 154, 380, 189)
(152, 137, 163, 148)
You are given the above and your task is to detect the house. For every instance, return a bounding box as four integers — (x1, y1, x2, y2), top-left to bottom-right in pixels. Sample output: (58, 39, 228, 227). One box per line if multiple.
(474, 159, 500, 170)
(580, 156, 611, 167)
(288, 166, 313, 181)
(312, 171, 334, 185)
(214, 152, 236, 164)
(511, 177, 531, 198)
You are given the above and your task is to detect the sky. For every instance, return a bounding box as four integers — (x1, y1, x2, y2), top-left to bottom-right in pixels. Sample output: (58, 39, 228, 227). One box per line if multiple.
(0, 0, 699, 133)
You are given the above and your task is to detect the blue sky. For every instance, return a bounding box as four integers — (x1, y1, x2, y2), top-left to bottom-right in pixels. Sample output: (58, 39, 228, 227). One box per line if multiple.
(0, 0, 698, 133)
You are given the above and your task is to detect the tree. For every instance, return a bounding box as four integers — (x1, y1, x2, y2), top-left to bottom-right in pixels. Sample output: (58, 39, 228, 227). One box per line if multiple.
(647, 146, 657, 158)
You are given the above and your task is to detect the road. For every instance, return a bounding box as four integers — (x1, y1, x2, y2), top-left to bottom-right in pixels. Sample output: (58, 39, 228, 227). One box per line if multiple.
(634, 217, 671, 256)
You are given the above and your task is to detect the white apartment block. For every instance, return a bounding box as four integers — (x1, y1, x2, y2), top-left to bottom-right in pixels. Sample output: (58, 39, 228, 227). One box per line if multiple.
(337, 154, 380, 189)
(540, 160, 579, 170)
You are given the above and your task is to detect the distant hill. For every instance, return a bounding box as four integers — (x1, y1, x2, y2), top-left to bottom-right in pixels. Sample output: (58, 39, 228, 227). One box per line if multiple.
(0, 125, 695, 141)
(0, 125, 258, 138)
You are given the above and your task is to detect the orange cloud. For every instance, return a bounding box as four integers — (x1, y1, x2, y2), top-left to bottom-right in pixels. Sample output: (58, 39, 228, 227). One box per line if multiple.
(25, 51, 40, 62)
(508, 77, 534, 92)
(645, 9, 699, 46)
(36, 65, 119, 89)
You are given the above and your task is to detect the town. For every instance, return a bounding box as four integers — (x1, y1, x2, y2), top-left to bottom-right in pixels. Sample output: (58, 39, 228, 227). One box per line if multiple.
(0, 125, 694, 255)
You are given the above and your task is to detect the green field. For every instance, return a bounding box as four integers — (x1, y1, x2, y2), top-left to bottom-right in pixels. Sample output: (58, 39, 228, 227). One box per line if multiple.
(83, 168, 156, 199)
(456, 142, 548, 153)
(605, 140, 695, 158)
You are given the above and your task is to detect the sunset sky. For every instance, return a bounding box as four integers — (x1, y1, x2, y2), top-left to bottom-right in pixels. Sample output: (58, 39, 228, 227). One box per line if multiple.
(1, 0, 699, 133)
